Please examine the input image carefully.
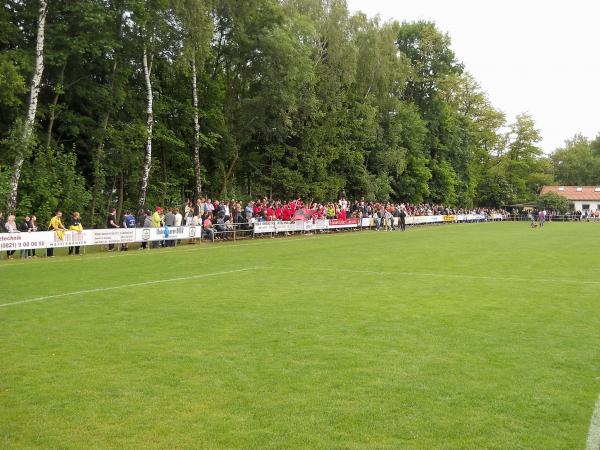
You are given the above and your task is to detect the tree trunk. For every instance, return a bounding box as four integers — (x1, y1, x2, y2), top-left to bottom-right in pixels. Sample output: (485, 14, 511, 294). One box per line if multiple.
(106, 177, 116, 214)
(89, 191, 97, 228)
(6, 0, 48, 213)
(46, 58, 67, 149)
(138, 45, 153, 212)
(220, 154, 238, 198)
(191, 54, 202, 199)
(116, 173, 124, 221)
(90, 58, 119, 226)
(89, 110, 110, 227)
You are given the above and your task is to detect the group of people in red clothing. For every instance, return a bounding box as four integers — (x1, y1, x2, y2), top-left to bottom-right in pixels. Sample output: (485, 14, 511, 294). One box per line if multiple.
(244, 198, 353, 222)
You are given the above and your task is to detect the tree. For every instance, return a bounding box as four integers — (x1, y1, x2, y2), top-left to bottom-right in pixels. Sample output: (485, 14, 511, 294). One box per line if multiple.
(6, 0, 47, 213)
(3, 1, 584, 215)
(551, 134, 600, 186)
(538, 192, 570, 213)
(503, 113, 549, 201)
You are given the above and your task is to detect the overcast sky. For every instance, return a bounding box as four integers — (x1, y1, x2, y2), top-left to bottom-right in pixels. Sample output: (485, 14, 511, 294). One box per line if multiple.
(346, 0, 600, 153)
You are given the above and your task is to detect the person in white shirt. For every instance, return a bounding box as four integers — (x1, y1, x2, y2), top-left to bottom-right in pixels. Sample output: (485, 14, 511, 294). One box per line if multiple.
(205, 199, 215, 213)
(174, 208, 183, 227)
(4, 214, 20, 259)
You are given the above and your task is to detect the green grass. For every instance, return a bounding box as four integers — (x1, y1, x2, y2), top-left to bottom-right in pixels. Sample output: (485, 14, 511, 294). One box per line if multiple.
(1, 222, 600, 449)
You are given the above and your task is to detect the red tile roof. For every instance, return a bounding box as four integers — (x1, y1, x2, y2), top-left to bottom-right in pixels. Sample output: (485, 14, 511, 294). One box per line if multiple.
(540, 186, 600, 200)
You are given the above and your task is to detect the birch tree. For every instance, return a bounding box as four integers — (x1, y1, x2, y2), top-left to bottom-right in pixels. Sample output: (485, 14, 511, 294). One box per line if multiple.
(6, 0, 48, 213)
(191, 54, 201, 198)
(173, 0, 212, 199)
(131, 0, 177, 212)
(138, 43, 153, 212)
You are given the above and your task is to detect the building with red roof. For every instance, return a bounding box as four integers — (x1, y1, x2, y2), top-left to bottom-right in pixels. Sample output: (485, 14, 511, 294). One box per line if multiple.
(540, 186, 600, 212)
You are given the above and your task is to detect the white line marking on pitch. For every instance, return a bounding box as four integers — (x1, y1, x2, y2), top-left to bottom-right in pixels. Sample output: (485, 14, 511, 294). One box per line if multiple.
(268, 266, 600, 286)
(587, 395, 600, 450)
(0, 267, 261, 308)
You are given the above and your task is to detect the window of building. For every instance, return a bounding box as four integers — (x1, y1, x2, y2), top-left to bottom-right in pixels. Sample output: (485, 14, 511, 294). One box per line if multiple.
(558, 187, 565, 191)
(576, 187, 583, 192)
(582, 204, 590, 210)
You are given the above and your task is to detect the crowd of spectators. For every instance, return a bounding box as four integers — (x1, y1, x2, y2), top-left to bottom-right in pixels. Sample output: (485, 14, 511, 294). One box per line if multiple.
(0, 196, 511, 260)
(511, 208, 600, 222)
(178, 197, 508, 223)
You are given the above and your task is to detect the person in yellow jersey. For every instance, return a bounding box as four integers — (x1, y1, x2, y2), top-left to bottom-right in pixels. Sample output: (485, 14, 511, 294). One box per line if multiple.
(47, 210, 66, 257)
(68, 211, 83, 256)
(151, 206, 163, 248)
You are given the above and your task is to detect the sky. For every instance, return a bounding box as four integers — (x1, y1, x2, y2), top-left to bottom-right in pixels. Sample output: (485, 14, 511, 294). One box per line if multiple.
(346, 0, 600, 153)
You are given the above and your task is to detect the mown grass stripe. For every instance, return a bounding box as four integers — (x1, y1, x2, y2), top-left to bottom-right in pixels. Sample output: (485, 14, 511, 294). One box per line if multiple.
(270, 266, 600, 286)
(0, 267, 261, 308)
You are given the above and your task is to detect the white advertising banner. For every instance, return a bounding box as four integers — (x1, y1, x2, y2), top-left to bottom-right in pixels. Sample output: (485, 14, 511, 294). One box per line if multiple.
(274, 222, 297, 233)
(135, 226, 201, 243)
(0, 226, 204, 251)
(91, 228, 136, 245)
(0, 230, 62, 252)
(462, 214, 485, 222)
(1, 215, 500, 251)
(249, 214, 493, 235)
(328, 218, 359, 229)
(252, 218, 359, 234)
(406, 215, 444, 225)
(0, 230, 90, 251)
(314, 219, 330, 230)
(252, 223, 277, 234)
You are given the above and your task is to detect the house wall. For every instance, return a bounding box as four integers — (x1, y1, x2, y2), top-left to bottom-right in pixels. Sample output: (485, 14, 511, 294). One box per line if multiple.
(572, 201, 600, 212)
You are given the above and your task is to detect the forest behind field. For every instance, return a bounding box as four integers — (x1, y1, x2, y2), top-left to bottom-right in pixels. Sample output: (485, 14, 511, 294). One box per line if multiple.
(1, 0, 599, 225)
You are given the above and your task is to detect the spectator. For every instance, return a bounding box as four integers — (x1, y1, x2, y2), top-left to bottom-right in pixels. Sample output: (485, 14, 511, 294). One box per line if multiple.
(183, 198, 192, 221)
(195, 198, 204, 221)
(106, 208, 119, 251)
(151, 206, 162, 248)
(205, 198, 215, 215)
(174, 208, 183, 244)
(383, 208, 393, 231)
(4, 214, 20, 259)
(121, 210, 136, 251)
(185, 204, 195, 226)
(47, 211, 66, 257)
(19, 214, 32, 259)
(339, 196, 348, 212)
(68, 212, 83, 256)
(203, 212, 215, 241)
(152, 206, 162, 227)
(164, 207, 176, 247)
(215, 214, 226, 238)
(245, 201, 254, 221)
(141, 210, 152, 250)
(29, 215, 38, 257)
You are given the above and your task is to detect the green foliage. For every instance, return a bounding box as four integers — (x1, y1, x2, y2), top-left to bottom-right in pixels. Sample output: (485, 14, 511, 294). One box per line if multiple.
(17, 146, 91, 225)
(0, 54, 27, 109)
(475, 172, 514, 207)
(551, 134, 600, 186)
(498, 113, 552, 203)
(537, 192, 570, 213)
(1, 0, 595, 215)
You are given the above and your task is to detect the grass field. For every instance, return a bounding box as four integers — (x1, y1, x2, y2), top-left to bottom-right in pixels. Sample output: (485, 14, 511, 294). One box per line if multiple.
(1, 222, 600, 449)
